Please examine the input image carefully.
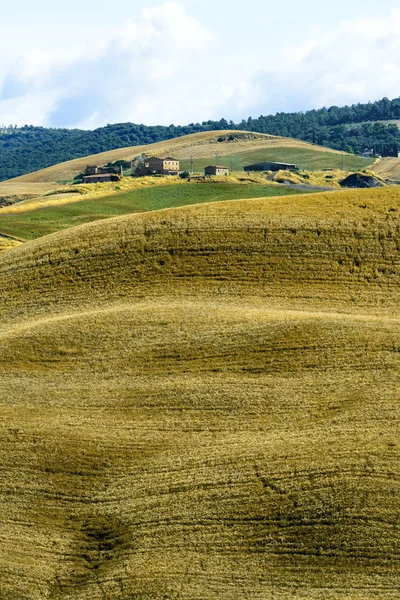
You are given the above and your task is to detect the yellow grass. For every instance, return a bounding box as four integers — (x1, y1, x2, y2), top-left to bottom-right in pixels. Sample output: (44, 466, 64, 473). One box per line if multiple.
(0, 181, 60, 195)
(171, 134, 341, 160)
(270, 168, 387, 188)
(1, 186, 400, 599)
(371, 157, 400, 180)
(270, 168, 345, 187)
(0, 236, 21, 252)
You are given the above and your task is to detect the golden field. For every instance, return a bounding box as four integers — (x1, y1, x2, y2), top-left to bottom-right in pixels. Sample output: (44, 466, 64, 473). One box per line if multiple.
(1, 187, 400, 599)
(372, 157, 400, 181)
(0, 235, 21, 252)
(0, 181, 60, 196)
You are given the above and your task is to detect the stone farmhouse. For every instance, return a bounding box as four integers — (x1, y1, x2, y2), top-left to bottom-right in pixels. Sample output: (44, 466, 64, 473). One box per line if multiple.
(83, 163, 122, 183)
(204, 165, 230, 176)
(83, 173, 120, 183)
(144, 157, 181, 175)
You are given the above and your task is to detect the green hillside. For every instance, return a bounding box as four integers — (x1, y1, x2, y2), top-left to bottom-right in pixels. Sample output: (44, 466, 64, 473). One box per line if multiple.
(0, 182, 311, 241)
(180, 147, 371, 172)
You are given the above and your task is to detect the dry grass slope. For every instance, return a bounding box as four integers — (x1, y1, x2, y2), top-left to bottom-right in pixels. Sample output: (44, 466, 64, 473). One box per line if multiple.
(1, 187, 400, 599)
(0, 182, 60, 196)
(372, 157, 400, 181)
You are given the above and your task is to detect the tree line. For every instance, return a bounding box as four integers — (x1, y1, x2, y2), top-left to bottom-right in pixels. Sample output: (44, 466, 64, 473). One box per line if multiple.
(1, 96, 400, 181)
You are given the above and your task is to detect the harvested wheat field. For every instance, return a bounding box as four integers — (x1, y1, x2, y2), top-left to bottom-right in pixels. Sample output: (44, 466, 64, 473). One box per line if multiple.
(1, 187, 400, 599)
(372, 157, 400, 181)
(0, 182, 60, 197)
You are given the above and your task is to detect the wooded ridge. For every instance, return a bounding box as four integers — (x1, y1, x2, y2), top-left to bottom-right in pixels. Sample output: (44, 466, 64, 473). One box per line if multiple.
(1, 95, 400, 181)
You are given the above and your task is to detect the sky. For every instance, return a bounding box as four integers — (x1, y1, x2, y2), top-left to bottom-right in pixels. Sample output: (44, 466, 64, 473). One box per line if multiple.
(1, 0, 400, 129)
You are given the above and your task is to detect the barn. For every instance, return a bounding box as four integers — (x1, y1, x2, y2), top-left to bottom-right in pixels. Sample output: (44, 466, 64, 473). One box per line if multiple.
(244, 162, 298, 172)
(204, 165, 230, 176)
(83, 173, 120, 184)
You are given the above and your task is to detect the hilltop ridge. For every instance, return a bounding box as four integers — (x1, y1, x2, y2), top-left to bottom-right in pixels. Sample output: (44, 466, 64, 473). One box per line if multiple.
(1, 94, 400, 181)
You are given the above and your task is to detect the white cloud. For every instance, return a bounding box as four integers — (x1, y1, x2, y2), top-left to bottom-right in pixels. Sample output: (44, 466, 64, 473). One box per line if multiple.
(258, 9, 400, 114)
(0, 2, 262, 128)
(1, 5, 400, 128)
(0, 2, 266, 128)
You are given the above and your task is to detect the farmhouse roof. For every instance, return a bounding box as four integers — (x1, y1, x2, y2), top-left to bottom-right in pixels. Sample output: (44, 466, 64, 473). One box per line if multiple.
(205, 165, 229, 169)
(246, 161, 297, 167)
(149, 156, 178, 161)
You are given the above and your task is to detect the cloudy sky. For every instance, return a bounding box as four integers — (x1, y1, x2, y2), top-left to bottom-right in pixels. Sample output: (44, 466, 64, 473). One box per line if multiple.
(1, 0, 400, 129)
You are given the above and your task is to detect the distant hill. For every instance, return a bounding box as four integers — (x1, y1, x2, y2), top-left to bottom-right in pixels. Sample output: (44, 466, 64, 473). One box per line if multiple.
(1, 95, 400, 181)
(7, 131, 370, 186)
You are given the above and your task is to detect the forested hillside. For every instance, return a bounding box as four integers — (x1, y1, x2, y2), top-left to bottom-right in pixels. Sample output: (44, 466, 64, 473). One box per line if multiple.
(243, 96, 400, 154)
(0, 123, 210, 182)
(1, 96, 400, 181)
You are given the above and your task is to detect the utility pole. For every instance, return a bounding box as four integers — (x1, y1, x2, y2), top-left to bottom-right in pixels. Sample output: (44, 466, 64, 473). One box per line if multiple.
(190, 156, 194, 174)
(342, 151, 344, 171)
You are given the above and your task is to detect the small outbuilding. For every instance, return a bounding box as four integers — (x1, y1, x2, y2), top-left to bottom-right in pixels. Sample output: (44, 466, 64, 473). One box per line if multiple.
(361, 149, 374, 158)
(83, 173, 120, 184)
(244, 162, 298, 172)
(204, 165, 229, 176)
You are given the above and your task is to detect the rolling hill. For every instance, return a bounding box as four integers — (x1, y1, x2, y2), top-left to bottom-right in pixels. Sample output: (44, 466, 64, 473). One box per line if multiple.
(1, 186, 400, 599)
(5, 130, 371, 185)
(0, 130, 371, 246)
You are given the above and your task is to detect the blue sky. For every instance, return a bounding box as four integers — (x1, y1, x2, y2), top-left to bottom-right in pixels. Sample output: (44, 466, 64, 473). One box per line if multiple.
(1, 0, 400, 128)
